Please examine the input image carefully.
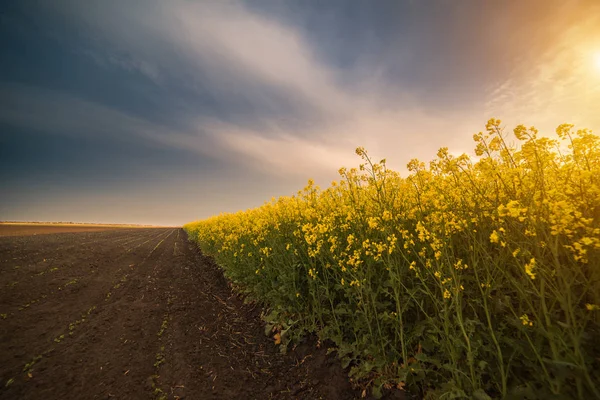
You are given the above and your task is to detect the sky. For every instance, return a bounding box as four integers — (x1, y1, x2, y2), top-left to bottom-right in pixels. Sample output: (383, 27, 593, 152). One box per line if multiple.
(1, 0, 600, 226)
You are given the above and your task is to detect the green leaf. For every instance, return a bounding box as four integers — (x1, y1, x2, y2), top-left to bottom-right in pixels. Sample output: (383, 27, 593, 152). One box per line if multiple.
(372, 384, 383, 399)
(478, 360, 488, 371)
(472, 388, 492, 400)
(264, 323, 274, 336)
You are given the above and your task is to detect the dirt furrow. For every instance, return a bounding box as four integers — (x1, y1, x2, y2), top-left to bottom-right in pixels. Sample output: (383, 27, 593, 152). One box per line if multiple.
(0, 228, 360, 400)
(4, 229, 178, 399)
(0, 229, 172, 396)
(0, 229, 161, 276)
(0, 229, 146, 264)
(0, 229, 168, 316)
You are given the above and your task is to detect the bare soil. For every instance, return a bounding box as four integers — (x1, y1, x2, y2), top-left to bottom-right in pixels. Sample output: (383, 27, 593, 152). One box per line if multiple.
(0, 224, 149, 237)
(0, 227, 376, 399)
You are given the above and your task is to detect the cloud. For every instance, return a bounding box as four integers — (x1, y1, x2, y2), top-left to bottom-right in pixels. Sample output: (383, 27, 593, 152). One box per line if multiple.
(76, 48, 162, 84)
(4, 0, 600, 226)
(484, 2, 600, 134)
(6, 1, 468, 180)
(0, 83, 219, 158)
(7, 0, 600, 186)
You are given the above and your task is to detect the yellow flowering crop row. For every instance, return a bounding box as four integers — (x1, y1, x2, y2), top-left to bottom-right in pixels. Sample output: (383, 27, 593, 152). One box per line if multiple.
(185, 119, 600, 399)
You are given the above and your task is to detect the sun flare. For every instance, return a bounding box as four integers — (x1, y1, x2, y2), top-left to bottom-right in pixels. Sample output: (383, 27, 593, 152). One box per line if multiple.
(594, 52, 600, 72)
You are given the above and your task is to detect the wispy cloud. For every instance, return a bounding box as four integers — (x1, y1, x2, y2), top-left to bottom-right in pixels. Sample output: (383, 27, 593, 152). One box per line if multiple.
(485, 2, 600, 133)
(3, 0, 600, 224)
(7, 0, 486, 180)
(0, 82, 219, 158)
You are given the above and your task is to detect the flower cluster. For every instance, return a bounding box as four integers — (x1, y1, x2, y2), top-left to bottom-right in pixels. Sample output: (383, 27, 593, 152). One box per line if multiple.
(185, 119, 600, 398)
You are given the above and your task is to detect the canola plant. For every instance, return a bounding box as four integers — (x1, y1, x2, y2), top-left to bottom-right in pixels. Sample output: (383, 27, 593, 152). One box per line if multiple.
(185, 119, 600, 399)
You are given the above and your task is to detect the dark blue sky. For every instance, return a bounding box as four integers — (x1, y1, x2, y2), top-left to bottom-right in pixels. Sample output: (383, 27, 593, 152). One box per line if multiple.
(1, 0, 599, 225)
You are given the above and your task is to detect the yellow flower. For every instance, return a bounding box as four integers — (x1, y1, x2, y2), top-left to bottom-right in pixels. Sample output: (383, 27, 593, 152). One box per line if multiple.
(382, 210, 392, 221)
(524, 229, 536, 237)
(586, 303, 600, 311)
(453, 259, 468, 270)
(443, 289, 451, 299)
(347, 234, 355, 246)
(520, 314, 534, 326)
(525, 258, 536, 280)
(489, 230, 500, 244)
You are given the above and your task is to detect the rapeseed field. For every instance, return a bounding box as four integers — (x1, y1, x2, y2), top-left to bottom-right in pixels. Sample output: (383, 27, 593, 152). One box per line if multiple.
(185, 119, 600, 399)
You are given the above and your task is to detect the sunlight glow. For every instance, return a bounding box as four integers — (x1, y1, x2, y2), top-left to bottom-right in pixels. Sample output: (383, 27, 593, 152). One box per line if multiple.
(594, 52, 600, 72)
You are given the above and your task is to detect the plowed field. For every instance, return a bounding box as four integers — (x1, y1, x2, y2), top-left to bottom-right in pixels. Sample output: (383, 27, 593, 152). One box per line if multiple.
(0, 227, 359, 399)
